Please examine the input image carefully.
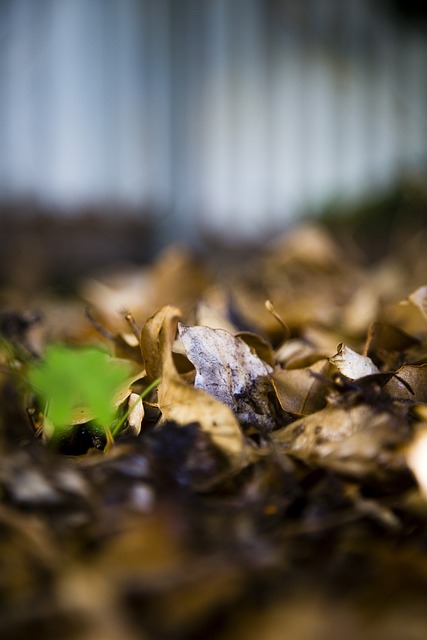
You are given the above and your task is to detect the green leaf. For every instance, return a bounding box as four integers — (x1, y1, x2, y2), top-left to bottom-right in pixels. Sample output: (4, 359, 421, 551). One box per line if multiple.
(28, 345, 132, 431)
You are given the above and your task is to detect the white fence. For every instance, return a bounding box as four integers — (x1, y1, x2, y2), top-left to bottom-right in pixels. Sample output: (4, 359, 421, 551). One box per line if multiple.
(0, 0, 426, 239)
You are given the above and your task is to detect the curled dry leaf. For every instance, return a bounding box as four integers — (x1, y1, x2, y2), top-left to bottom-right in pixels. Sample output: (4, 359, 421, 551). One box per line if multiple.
(272, 404, 409, 478)
(392, 285, 427, 335)
(365, 322, 420, 370)
(236, 332, 275, 367)
(272, 358, 330, 416)
(407, 286, 427, 321)
(275, 337, 324, 369)
(268, 224, 344, 269)
(302, 325, 345, 358)
(329, 343, 379, 380)
(341, 281, 380, 335)
(81, 269, 155, 330)
(194, 299, 238, 334)
(140, 306, 246, 464)
(126, 392, 145, 436)
(384, 365, 427, 403)
(178, 323, 275, 428)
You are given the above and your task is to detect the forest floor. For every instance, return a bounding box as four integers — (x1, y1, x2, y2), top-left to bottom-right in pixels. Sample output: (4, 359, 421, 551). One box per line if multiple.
(2, 191, 427, 639)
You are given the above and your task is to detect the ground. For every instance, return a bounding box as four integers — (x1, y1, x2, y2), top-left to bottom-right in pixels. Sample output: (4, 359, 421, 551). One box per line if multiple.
(2, 193, 427, 639)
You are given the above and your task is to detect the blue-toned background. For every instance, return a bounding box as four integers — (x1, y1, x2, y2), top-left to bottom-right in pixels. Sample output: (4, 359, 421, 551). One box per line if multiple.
(0, 0, 426, 244)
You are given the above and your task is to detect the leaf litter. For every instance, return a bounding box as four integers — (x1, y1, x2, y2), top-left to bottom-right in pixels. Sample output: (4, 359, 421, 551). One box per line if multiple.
(3, 223, 427, 638)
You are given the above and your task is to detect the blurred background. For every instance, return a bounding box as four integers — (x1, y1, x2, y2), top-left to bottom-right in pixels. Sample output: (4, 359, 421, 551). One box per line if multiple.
(1, 0, 427, 284)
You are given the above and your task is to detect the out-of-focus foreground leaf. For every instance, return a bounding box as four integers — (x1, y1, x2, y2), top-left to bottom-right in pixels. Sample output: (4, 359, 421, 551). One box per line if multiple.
(28, 345, 132, 430)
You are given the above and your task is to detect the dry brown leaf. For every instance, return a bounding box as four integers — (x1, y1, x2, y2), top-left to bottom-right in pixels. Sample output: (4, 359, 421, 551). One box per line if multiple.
(365, 322, 419, 370)
(272, 404, 409, 478)
(384, 365, 427, 403)
(178, 323, 274, 428)
(268, 224, 344, 269)
(329, 343, 379, 379)
(81, 268, 155, 330)
(275, 337, 325, 369)
(236, 332, 275, 367)
(112, 331, 144, 364)
(407, 286, 427, 321)
(341, 282, 380, 335)
(194, 299, 237, 334)
(388, 285, 427, 335)
(126, 392, 145, 436)
(272, 359, 330, 416)
(149, 245, 213, 316)
(140, 306, 246, 463)
(140, 305, 178, 382)
(302, 326, 346, 358)
(80, 246, 213, 337)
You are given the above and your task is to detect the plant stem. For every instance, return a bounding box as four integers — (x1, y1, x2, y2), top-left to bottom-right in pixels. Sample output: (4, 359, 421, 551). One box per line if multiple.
(103, 424, 115, 452)
(111, 377, 161, 439)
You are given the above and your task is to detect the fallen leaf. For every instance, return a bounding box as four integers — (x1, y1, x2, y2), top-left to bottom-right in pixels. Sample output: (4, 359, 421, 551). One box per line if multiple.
(384, 365, 427, 403)
(392, 285, 427, 334)
(236, 332, 275, 367)
(126, 392, 145, 436)
(272, 359, 330, 416)
(268, 224, 344, 269)
(140, 307, 246, 463)
(407, 286, 427, 321)
(329, 343, 380, 380)
(272, 404, 409, 478)
(365, 322, 419, 370)
(194, 298, 238, 334)
(178, 323, 275, 428)
(275, 337, 325, 369)
(341, 282, 380, 335)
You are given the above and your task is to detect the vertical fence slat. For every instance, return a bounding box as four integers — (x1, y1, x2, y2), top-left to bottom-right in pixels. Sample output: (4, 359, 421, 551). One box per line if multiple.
(0, 0, 426, 235)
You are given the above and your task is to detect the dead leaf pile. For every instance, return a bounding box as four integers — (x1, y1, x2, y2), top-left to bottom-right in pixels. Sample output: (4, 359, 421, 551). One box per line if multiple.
(3, 223, 427, 638)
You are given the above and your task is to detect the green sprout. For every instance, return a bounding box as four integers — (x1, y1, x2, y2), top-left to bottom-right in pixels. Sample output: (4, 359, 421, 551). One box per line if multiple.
(28, 344, 157, 445)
